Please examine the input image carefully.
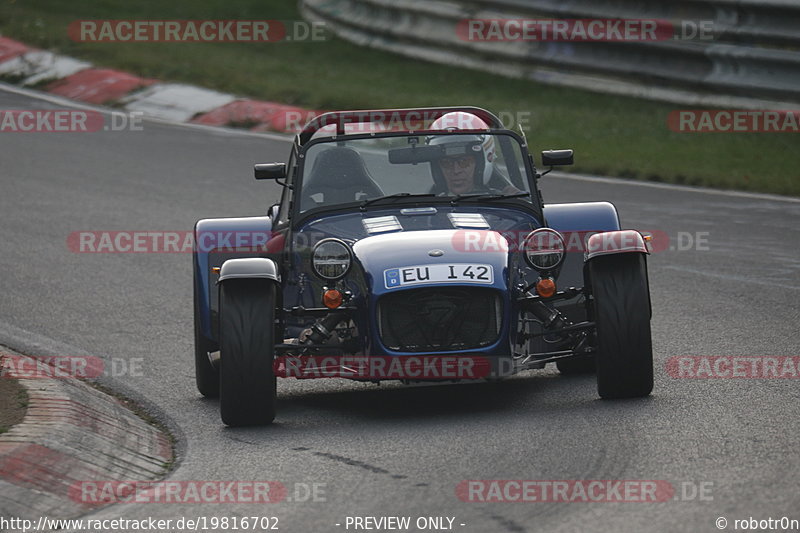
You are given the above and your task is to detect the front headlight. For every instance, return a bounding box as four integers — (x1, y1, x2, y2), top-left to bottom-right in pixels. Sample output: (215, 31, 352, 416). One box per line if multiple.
(523, 229, 566, 271)
(312, 239, 352, 280)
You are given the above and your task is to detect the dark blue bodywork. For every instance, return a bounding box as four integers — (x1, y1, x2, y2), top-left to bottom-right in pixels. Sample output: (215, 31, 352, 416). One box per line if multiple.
(194, 202, 621, 358)
(192, 106, 649, 382)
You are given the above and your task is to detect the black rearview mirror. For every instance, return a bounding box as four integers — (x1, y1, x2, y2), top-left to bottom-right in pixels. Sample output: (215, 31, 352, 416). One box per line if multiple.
(388, 145, 442, 164)
(254, 163, 287, 180)
(541, 149, 574, 167)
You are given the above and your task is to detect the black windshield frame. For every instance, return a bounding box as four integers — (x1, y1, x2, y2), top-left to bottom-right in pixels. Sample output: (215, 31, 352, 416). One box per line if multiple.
(290, 129, 542, 228)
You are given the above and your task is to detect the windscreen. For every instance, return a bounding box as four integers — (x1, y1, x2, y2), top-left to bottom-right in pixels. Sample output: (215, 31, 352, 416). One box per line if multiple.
(298, 133, 532, 213)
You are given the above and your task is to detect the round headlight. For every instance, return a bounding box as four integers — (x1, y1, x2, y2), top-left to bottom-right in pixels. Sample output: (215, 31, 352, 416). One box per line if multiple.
(312, 239, 352, 280)
(523, 229, 566, 271)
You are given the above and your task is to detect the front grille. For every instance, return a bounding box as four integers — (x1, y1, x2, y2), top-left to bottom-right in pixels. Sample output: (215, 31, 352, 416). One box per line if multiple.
(378, 287, 501, 352)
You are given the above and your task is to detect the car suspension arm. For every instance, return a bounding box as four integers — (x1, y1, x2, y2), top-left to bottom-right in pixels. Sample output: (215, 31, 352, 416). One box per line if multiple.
(302, 312, 348, 344)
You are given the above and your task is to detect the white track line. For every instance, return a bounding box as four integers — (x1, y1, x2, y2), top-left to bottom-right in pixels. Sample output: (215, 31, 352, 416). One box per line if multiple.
(550, 171, 800, 203)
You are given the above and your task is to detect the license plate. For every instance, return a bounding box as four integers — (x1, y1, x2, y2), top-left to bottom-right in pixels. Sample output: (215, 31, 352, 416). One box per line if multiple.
(384, 263, 493, 289)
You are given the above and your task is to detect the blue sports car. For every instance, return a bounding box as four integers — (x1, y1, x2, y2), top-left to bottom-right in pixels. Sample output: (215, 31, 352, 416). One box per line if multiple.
(193, 107, 653, 426)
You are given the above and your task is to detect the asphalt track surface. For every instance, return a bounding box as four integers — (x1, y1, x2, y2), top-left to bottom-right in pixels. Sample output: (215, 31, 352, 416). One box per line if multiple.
(1, 86, 799, 533)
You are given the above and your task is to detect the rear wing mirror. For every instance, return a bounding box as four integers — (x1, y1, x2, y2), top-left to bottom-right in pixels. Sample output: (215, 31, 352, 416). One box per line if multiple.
(541, 149, 574, 167)
(254, 163, 287, 180)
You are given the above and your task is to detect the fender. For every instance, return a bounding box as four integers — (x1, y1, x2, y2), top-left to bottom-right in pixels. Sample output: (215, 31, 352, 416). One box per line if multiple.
(218, 257, 281, 282)
(543, 201, 621, 289)
(583, 229, 651, 318)
(543, 201, 620, 233)
(193, 215, 278, 343)
(584, 230, 649, 261)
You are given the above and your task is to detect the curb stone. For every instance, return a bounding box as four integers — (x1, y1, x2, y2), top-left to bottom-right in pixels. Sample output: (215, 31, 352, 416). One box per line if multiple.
(0, 35, 318, 132)
(0, 348, 173, 521)
(46, 68, 157, 105)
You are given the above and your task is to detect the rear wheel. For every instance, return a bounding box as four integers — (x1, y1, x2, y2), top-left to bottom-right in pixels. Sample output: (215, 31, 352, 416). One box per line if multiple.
(590, 254, 653, 399)
(194, 270, 219, 397)
(219, 280, 277, 426)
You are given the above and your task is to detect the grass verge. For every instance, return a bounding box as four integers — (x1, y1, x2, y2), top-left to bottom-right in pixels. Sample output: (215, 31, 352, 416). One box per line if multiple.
(1, 1, 798, 195)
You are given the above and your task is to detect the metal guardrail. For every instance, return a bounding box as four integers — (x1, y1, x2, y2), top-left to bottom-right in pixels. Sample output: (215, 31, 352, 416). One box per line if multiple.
(302, 0, 800, 108)
(470, 0, 800, 48)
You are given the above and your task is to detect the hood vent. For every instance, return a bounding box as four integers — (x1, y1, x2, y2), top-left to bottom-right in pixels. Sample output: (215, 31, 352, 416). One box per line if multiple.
(448, 212, 490, 229)
(400, 207, 438, 216)
(363, 215, 403, 235)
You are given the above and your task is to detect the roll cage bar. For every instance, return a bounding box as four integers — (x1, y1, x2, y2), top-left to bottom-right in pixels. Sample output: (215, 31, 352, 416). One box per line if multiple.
(297, 106, 505, 145)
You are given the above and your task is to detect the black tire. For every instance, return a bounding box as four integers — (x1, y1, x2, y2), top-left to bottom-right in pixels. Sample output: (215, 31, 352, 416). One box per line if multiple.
(194, 269, 219, 397)
(219, 280, 277, 426)
(590, 254, 653, 399)
(556, 355, 596, 375)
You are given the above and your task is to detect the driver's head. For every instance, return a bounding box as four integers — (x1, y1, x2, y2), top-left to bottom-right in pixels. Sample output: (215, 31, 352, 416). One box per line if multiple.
(427, 112, 496, 194)
(437, 153, 478, 194)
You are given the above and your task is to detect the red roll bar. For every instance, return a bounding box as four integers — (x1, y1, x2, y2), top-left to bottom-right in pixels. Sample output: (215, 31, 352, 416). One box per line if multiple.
(298, 106, 504, 144)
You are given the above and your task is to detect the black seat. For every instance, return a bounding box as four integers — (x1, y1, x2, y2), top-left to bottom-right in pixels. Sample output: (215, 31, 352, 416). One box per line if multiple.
(302, 147, 384, 207)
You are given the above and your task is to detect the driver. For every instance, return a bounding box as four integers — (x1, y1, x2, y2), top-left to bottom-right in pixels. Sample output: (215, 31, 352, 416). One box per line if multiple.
(427, 112, 519, 195)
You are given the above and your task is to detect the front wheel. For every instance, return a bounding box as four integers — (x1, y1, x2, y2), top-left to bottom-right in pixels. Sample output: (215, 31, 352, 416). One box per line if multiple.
(219, 280, 278, 426)
(589, 254, 653, 399)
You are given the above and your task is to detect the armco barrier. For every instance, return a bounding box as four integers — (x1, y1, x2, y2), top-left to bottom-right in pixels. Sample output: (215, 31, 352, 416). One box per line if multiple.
(469, 0, 800, 48)
(301, 0, 800, 108)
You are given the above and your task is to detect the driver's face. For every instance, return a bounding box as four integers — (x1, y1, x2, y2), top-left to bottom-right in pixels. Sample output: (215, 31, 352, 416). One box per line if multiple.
(439, 155, 477, 194)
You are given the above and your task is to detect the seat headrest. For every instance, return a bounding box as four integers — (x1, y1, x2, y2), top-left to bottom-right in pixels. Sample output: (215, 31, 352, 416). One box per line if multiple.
(306, 147, 373, 188)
